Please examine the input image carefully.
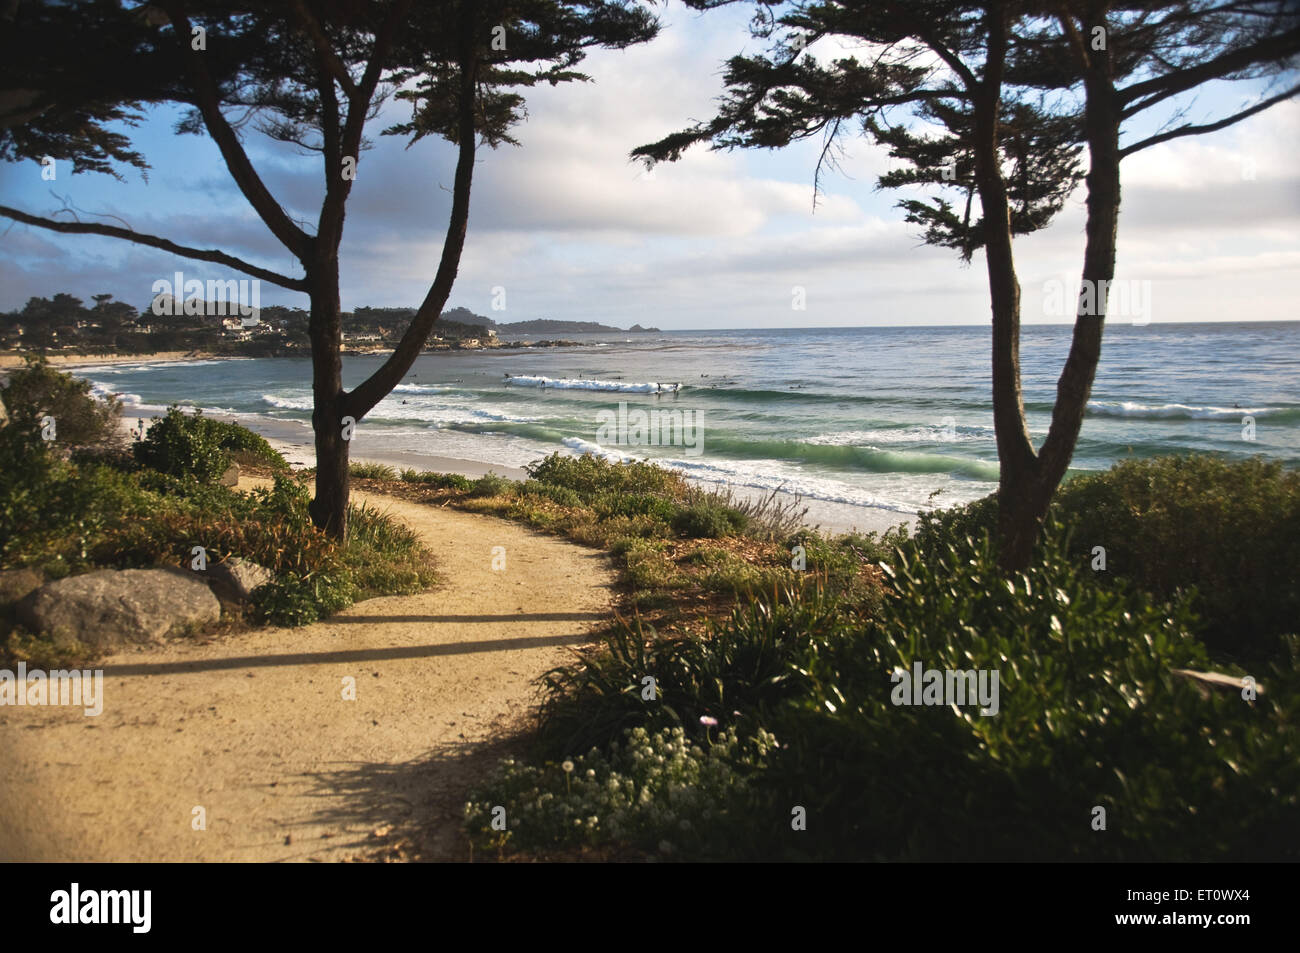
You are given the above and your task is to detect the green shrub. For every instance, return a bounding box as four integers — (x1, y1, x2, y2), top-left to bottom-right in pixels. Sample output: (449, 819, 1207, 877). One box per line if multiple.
(513, 519, 1300, 861)
(400, 469, 473, 491)
(470, 472, 516, 498)
(466, 725, 777, 858)
(619, 539, 684, 592)
(760, 528, 1298, 861)
(517, 481, 582, 508)
(671, 500, 747, 538)
(700, 552, 793, 596)
(350, 461, 398, 481)
(1055, 456, 1299, 664)
(1, 450, 156, 574)
(133, 406, 230, 483)
(536, 588, 841, 760)
(254, 570, 356, 627)
(525, 453, 688, 500)
(202, 419, 287, 469)
(917, 456, 1300, 664)
(0, 358, 121, 448)
(593, 490, 677, 523)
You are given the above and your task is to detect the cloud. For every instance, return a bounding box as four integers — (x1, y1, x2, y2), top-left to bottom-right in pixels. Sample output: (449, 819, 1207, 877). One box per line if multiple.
(1, 16, 1296, 326)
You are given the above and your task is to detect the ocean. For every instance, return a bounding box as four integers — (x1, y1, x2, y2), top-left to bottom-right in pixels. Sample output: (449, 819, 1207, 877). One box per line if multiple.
(77, 321, 1300, 533)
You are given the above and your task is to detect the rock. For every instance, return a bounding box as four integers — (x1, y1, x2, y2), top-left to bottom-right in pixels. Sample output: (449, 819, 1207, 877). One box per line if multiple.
(219, 463, 240, 487)
(18, 567, 221, 651)
(0, 393, 7, 428)
(204, 557, 275, 603)
(0, 568, 44, 606)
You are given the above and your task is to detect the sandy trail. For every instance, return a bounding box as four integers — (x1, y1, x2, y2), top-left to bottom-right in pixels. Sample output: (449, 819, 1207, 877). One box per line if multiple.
(0, 484, 615, 861)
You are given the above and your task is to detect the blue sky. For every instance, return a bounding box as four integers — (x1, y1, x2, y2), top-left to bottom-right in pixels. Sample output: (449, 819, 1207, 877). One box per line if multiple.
(1, 5, 1297, 329)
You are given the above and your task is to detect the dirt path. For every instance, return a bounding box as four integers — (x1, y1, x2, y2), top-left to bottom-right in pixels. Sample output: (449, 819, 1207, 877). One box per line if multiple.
(0, 484, 616, 862)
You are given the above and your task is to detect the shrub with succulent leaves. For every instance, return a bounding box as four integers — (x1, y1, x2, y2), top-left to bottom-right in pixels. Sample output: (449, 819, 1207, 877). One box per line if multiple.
(465, 725, 777, 858)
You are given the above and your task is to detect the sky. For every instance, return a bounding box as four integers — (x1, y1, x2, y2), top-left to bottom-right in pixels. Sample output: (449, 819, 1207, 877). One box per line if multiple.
(1, 5, 1298, 329)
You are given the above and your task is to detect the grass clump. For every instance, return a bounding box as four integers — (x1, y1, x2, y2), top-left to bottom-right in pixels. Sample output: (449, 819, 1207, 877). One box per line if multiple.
(469, 471, 517, 498)
(350, 461, 399, 481)
(671, 500, 747, 539)
(401, 469, 473, 491)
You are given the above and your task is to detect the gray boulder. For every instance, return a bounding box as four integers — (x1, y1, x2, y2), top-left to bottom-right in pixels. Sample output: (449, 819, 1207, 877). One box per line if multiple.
(0, 568, 43, 606)
(0, 393, 7, 429)
(204, 557, 275, 603)
(219, 463, 240, 487)
(18, 567, 221, 651)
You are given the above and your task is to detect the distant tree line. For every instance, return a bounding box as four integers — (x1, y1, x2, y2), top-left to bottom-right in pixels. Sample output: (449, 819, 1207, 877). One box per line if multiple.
(0, 293, 501, 354)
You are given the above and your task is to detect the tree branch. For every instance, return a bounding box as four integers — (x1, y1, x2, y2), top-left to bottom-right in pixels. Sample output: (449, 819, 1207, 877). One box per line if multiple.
(1119, 23, 1300, 116)
(287, 0, 358, 98)
(347, 35, 477, 419)
(162, 2, 314, 260)
(1120, 81, 1300, 157)
(0, 204, 308, 290)
(317, 0, 412, 252)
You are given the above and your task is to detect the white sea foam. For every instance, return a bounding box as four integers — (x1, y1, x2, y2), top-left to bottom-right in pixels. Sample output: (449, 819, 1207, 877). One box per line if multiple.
(391, 383, 449, 394)
(806, 425, 991, 446)
(560, 437, 932, 515)
(261, 393, 314, 410)
(507, 375, 680, 394)
(1087, 400, 1278, 420)
(561, 436, 639, 463)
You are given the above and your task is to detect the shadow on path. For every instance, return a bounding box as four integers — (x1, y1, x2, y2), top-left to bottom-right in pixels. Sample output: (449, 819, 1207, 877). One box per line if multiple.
(99, 632, 595, 677)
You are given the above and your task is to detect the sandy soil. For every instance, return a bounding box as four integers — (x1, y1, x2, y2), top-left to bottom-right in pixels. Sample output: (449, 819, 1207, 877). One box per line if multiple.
(0, 482, 616, 862)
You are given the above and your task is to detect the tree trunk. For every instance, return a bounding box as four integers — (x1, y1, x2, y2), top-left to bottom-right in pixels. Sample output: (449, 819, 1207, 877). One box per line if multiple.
(307, 261, 350, 540)
(967, 6, 1043, 571)
(1036, 39, 1123, 511)
(997, 18, 1123, 571)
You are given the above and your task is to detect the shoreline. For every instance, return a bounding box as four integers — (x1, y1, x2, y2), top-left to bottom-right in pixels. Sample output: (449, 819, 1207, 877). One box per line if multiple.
(0, 338, 600, 371)
(0, 350, 222, 370)
(121, 408, 914, 537)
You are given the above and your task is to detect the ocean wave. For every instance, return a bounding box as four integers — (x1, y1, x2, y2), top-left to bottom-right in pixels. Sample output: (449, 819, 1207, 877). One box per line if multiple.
(1086, 400, 1288, 420)
(702, 434, 1001, 480)
(261, 393, 313, 411)
(560, 438, 924, 515)
(506, 375, 681, 394)
(87, 359, 246, 373)
(562, 436, 640, 463)
(391, 383, 449, 394)
(369, 401, 539, 425)
(806, 425, 991, 446)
